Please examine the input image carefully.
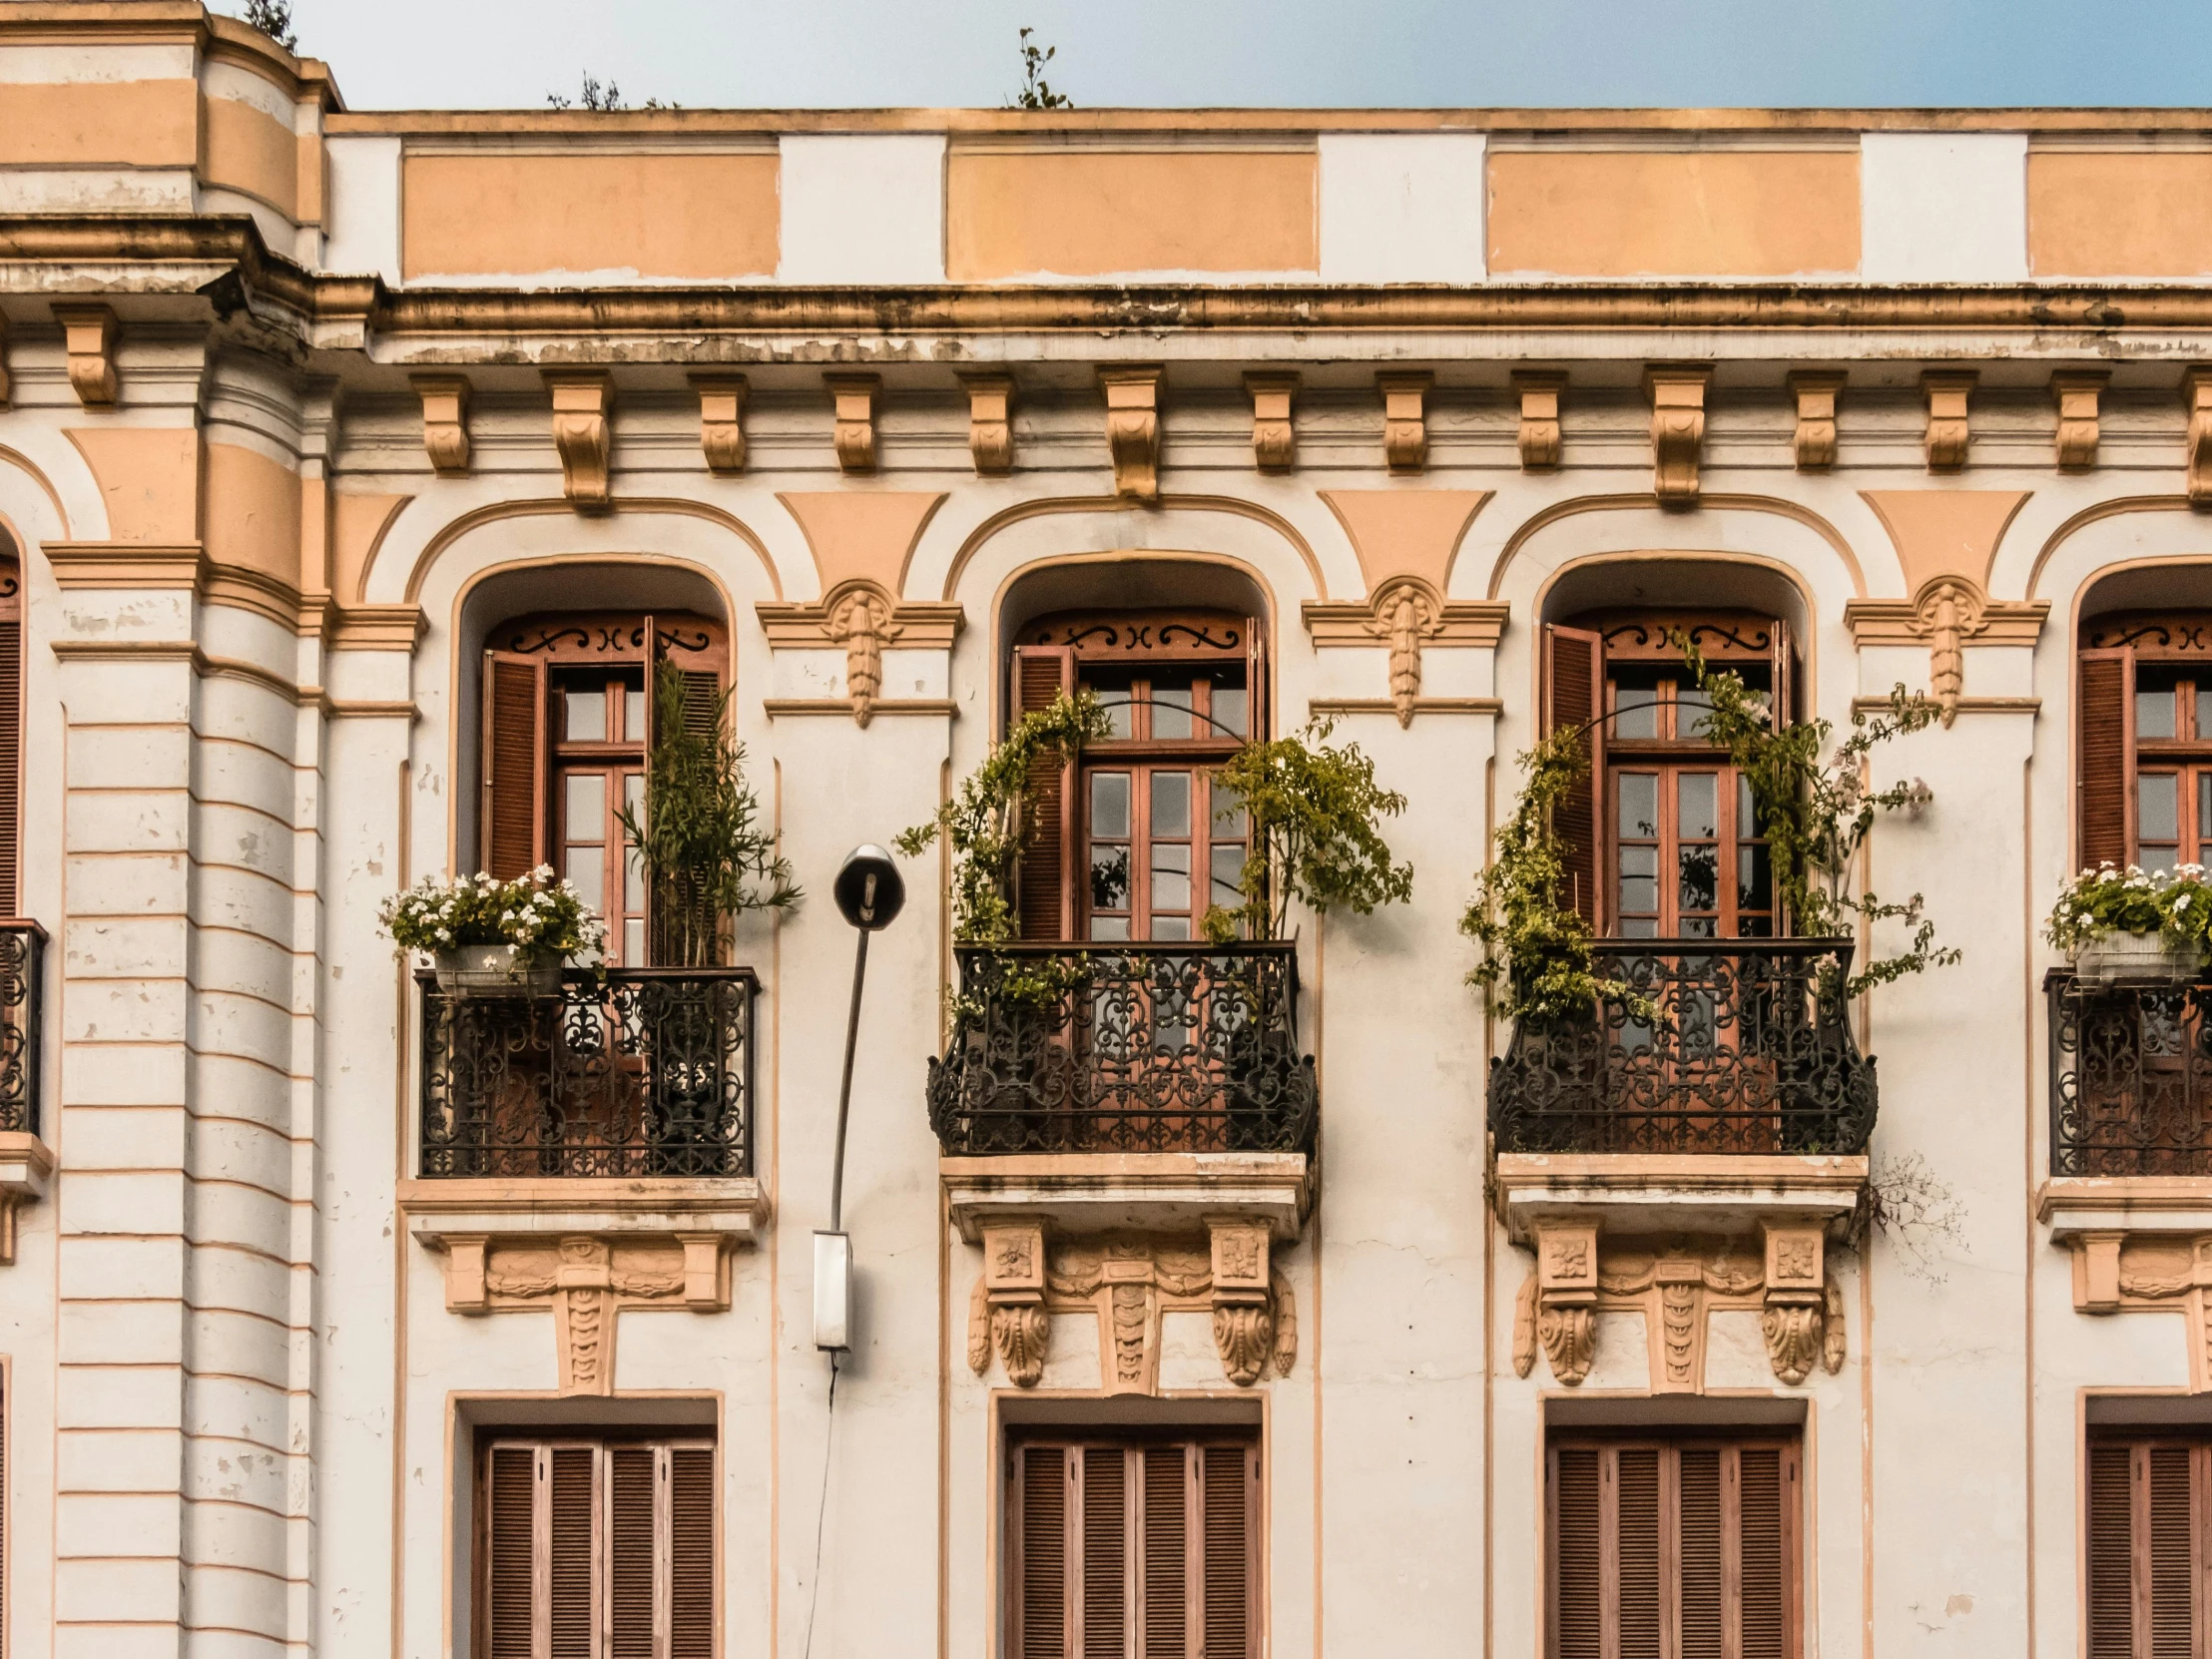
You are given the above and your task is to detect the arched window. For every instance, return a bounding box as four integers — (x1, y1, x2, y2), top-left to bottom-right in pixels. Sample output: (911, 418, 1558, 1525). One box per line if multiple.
(2078, 611, 2212, 872)
(1008, 607, 1267, 942)
(478, 611, 726, 964)
(1543, 609, 1793, 938)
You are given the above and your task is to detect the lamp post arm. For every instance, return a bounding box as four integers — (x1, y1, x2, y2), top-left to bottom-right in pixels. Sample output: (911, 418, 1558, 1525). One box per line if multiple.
(828, 925, 869, 1235)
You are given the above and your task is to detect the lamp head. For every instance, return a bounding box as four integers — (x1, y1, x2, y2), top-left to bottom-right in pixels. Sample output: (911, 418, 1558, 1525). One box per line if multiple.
(833, 844, 906, 931)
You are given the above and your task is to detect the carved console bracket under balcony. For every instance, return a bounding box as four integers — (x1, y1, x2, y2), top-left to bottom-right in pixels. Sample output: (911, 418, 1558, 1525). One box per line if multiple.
(403, 1179, 767, 1396)
(1924, 369, 1977, 473)
(1788, 370, 1847, 470)
(1245, 371, 1299, 472)
(755, 586, 964, 725)
(2052, 369, 2109, 472)
(1497, 1154, 1865, 1392)
(962, 1212, 1299, 1394)
(960, 372, 1015, 474)
(824, 373, 879, 473)
(1378, 371, 1431, 472)
(0, 1132, 52, 1266)
(2046, 1182, 2212, 1392)
(1842, 586, 2048, 725)
(691, 372, 748, 475)
(1646, 364, 1711, 506)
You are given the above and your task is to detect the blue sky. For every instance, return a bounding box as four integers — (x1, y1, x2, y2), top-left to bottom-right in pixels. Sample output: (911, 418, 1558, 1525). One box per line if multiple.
(240, 1, 2212, 111)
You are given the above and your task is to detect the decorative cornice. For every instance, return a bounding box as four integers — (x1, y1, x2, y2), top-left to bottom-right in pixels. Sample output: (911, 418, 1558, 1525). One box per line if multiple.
(1377, 371, 1430, 472)
(1302, 596, 1508, 649)
(43, 540, 309, 632)
(1843, 595, 2048, 646)
(761, 698, 957, 719)
(1787, 369, 1847, 470)
(690, 371, 747, 475)
(49, 302, 117, 406)
(1099, 365, 1162, 499)
(327, 603, 428, 652)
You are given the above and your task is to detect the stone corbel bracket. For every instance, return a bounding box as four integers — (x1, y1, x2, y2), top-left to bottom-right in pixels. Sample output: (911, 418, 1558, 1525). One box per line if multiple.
(1512, 371, 1566, 471)
(964, 1217, 1297, 1393)
(756, 586, 963, 726)
(1378, 371, 1431, 472)
(824, 373, 880, 473)
(691, 372, 748, 475)
(1646, 364, 1712, 506)
(1245, 371, 1299, 472)
(2046, 1183, 2212, 1392)
(0, 309, 11, 406)
(0, 1131, 54, 1266)
(2186, 367, 2212, 507)
(960, 372, 1015, 474)
(411, 373, 471, 475)
(1842, 585, 2048, 726)
(542, 370, 614, 510)
(1923, 369, 1977, 473)
(1099, 365, 1163, 499)
(404, 1180, 765, 1396)
(50, 303, 118, 406)
(1302, 591, 1508, 727)
(1788, 370, 1847, 471)
(2052, 369, 2109, 472)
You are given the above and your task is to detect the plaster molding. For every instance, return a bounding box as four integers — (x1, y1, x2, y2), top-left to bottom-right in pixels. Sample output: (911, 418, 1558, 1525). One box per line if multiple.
(1645, 363, 1711, 506)
(409, 373, 471, 475)
(1512, 1220, 1846, 1392)
(959, 372, 1015, 475)
(2041, 1177, 2212, 1234)
(326, 602, 429, 652)
(1099, 365, 1163, 500)
(48, 303, 117, 406)
(1787, 370, 1847, 470)
(0, 1132, 53, 1267)
(1377, 370, 1430, 472)
(543, 370, 614, 510)
(1301, 589, 1508, 727)
(941, 1151, 1312, 1243)
(2186, 368, 2212, 508)
(1923, 368, 1977, 473)
(761, 698, 956, 719)
(2052, 368, 2109, 472)
(41, 539, 319, 633)
(1305, 697, 1502, 718)
(1245, 371, 1299, 472)
(690, 372, 748, 475)
(0, 310, 10, 407)
(964, 1221, 1298, 1393)
(823, 372, 880, 473)
(755, 580, 961, 725)
(1492, 1152, 1868, 1244)
(1512, 370, 1565, 471)
(1842, 589, 2048, 723)
(2061, 1230, 2212, 1392)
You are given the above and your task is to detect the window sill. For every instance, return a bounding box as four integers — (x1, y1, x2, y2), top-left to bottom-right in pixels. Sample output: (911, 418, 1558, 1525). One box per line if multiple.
(399, 1176, 768, 1247)
(2038, 1175, 2212, 1238)
(1493, 1152, 1868, 1246)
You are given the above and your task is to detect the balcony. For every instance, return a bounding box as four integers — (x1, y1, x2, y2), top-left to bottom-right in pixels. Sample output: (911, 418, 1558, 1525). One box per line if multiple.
(929, 941, 1317, 1242)
(2047, 970, 2212, 1178)
(1489, 939, 1873, 1242)
(417, 966, 757, 1181)
(0, 921, 47, 1264)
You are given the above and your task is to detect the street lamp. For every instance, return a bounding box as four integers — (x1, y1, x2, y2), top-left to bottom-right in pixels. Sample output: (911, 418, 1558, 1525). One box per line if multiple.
(814, 844, 905, 1354)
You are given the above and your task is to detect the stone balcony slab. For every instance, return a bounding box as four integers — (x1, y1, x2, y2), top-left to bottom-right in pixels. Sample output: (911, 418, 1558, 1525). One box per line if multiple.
(940, 1152, 1313, 1243)
(1492, 1152, 1869, 1246)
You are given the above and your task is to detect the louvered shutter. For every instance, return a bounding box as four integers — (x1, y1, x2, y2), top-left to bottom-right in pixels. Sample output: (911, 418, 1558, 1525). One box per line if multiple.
(487, 1445, 538, 1658)
(1016, 1443, 1070, 1658)
(0, 555, 22, 913)
(1244, 616, 1269, 741)
(1200, 1444, 1254, 1659)
(607, 1446, 657, 1658)
(1143, 1446, 1188, 1658)
(1738, 1445, 1792, 1659)
(1082, 1447, 1128, 1657)
(1613, 1447, 1662, 1659)
(1543, 624, 1606, 929)
(2086, 1436, 2212, 1659)
(483, 651, 550, 878)
(1769, 616, 1795, 732)
(1012, 646, 1078, 941)
(668, 1448, 716, 1659)
(1550, 1446, 1601, 1659)
(548, 1446, 598, 1658)
(2090, 1442, 2136, 1658)
(2080, 647, 2136, 871)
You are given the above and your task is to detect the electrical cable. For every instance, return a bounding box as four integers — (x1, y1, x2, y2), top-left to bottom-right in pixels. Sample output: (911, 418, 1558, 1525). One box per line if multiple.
(801, 1350, 839, 1659)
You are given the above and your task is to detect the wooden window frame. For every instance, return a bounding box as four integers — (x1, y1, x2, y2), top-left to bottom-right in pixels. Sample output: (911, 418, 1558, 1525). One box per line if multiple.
(2085, 1429, 2212, 1659)
(1004, 1427, 1261, 1659)
(0, 549, 22, 918)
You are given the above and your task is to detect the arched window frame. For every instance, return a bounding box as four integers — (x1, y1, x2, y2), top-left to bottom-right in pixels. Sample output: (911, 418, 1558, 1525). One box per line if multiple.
(2076, 611, 2212, 873)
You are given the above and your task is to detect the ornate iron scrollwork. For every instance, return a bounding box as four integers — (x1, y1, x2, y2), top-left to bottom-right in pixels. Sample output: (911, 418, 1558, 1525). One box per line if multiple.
(926, 942, 1318, 1155)
(1488, 939, 1876, 1156)
(0, 924, 41, 1136)
(418, 967, 755, 1179)
(2050, 971, 2212, 1176)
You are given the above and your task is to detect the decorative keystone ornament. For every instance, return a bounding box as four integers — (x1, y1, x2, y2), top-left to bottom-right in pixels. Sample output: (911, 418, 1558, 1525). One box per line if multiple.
(1099, 365, 1163, 499)
(542, 370, 614, 510)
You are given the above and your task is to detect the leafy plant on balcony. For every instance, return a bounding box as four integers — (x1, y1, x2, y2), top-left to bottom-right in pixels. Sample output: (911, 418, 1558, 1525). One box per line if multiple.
(2045, 862, 2212, 952)
(896, 690, 1112, 1004)
(1201, 719, 1413, 943)
(1460, 728, 1645, 1021)
(379, 867, 607, 960)
(615, 665, 799, 968)
(1683, 640, 1957, 996)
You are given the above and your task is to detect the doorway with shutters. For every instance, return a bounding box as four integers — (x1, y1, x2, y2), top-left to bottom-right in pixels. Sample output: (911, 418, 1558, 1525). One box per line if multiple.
(478, 612, 728, 967)
(2076, 610, 2212, 875)
(1005, 1427, 1261, 1659)
(1546, 1429, 1802, 1659)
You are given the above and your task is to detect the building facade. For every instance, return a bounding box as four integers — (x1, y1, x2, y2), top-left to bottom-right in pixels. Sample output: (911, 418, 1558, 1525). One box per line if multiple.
(6, 4, 2212, 1655)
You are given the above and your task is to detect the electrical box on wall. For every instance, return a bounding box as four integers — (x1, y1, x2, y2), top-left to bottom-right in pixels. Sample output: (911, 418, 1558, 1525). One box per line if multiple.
(814, 1230, 852, 1352)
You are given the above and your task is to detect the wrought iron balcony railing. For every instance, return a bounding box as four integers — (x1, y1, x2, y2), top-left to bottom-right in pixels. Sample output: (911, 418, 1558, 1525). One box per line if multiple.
(2047, 969, 2212, 1177)
(1488, 939, 1877, 1157)
(0, 922, 42, 1138)
(418, 967, 756, 1179)
(927, 942, 1318, 1156)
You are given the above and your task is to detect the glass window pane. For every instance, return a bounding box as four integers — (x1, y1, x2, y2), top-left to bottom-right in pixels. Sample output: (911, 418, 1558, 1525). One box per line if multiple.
(2198, 687, 2212, 744)
(1153, 681, 1195, 740)
(1151, 842, 1192, 912)
(1678, 773, 1718, 840)
(1150, 914, 1192, 941)
(565, 773, 607, 841)
(2141, 773, 2181, 844)
(1737, 841, 1772, 913)
(1679, 844, 1719, 914)
(1677, 685, 1715, 740)
(1090, 772, 1131, 839)
(623, 775, 647, 911)
(2139, 687, 2178, 741)
(622, 917, 646, 964)
(1089, 846, 1130, 912)
(1617, 774, 1659, 839)
(1619, 916, 1659, 938)
(1738, 774, 1760, 837)
(1211, 844, 1247, 909)
(1619, 843, 1657, 915)
(1736, 914, 1775, 939)
(564, 847, 605, 911)
(1613, 683, 1659, 740)
(2145, 845, 2180, 874)
(623, 685, 646, 745)
(1213, 786, 1249, 838)
(1152, 772, 1192, 838)
(1089, 914, 1130, 941)
(2201, 774, 2212, 865)
(1679, 915, 1717, 939)
(1211, 685, 1249, 739)
(565, 687, 607, 743)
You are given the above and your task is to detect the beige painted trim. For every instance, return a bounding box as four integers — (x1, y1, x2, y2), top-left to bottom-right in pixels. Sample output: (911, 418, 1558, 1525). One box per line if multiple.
(941, 494, 1326, 604)
(760, 698, 956, 719)
(390, 495, 780, 605)
(1486, 494, 1869, 601)
(40, 538, 314, 631)
(939, 1151, 1312, 1243)
(1842, 598, 2049, 645)
(2026, 495, 2196, 601)
(327, 604, 426, 652)
(755, 597, 963, 651)
(0, 445, 72, 541)
(1306, 697, 1502, 718)
(1301, 600, 1507, 648)
(1848, 695, 2040, 717)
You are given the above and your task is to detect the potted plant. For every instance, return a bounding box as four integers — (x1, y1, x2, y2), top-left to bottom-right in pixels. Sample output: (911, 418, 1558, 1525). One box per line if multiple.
(379, 866, 607, 995)
(2047, 863, 2212, 984)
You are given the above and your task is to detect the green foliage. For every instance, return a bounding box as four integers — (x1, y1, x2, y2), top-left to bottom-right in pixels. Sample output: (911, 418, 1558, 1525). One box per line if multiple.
(896, 690, 1111, 944)
(379, 867, 607, 960)
(1009, 27, 1074, 110)
(615, 665, 798, 968)
(2047, 862, 2212, 952)
(243, 0, 296, 52)
(546, 73, 679, 111)
(1202, 720, 1412, 943)
(1682, 639, 1958, 996)
(1459, 729, 1644, 1021)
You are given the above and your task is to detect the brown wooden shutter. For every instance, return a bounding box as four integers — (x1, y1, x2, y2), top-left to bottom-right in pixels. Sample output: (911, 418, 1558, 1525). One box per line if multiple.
(0, 556, 23, 913)
(2087, 1435, 2212, 1659)
(2089, 1442, 2135, 1659)
(1143, 1446, 1188, 1658)
(1551, 1446, 1602, 1659)
(548, 1445, 598, 1658)
(1016, 1443, 1070, 1658)
(607, 1445, 657, 1658)
(1200, 1444, 1254, 1659)
(1082, 1446, 1128, 1657)
(668, 1447, 716, 1659)
(1738, 1445, 1791, 1659)
(1012, 646, 1078, 941)
(1244, 615, 1270, 741)
(487, 1445, 538, 1658)
(1769, 616, 1795, 731)
(483, 651, 550, 878)
(1543, 624, 1606, 929)
(2080, 646, 2136, 871)
(1613, 1447, 1663, 1658)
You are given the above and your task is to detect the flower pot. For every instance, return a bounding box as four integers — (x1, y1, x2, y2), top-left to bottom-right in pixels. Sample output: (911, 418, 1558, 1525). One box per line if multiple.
(2073, 931, 2208, 986)
(432, 944, 564, 997)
